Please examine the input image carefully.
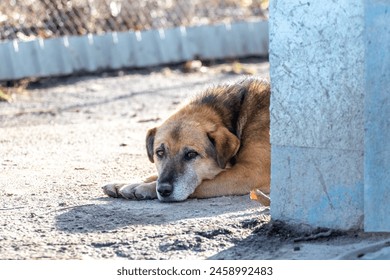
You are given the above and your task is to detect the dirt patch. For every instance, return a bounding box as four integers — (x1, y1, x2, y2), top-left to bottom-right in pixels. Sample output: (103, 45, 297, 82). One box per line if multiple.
(1, 59, 390, 260)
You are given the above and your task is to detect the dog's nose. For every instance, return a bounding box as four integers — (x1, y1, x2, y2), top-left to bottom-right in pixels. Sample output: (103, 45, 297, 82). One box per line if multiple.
(157, 183, 173, 197)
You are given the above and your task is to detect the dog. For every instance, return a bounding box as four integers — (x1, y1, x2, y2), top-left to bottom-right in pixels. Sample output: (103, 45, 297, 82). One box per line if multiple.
(103, 78, 270, 205)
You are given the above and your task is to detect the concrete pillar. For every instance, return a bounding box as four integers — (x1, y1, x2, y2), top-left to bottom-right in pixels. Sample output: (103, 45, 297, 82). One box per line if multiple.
(364, 1, 390, 232)
(269, 1, 365, 229)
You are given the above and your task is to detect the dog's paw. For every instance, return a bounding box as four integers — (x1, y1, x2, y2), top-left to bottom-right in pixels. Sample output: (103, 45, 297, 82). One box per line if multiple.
(102, 182, 157, 200)
(102, 183, 125, 198)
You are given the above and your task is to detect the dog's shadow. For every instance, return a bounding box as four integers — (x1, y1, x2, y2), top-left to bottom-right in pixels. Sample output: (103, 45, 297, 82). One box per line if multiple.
(55, 195, 259, 233)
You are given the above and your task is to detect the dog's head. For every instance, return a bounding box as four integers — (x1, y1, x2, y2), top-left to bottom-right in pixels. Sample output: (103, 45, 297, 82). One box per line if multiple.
(146, 119, 240, 202)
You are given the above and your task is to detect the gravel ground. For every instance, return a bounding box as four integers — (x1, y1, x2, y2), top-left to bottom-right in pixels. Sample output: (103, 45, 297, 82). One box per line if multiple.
(1, 59, 390, 260)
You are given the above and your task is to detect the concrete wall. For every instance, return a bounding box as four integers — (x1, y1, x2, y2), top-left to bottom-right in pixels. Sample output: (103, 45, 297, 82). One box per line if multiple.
(0, 20, 268, 81)
(269, 0, 365, 229)
(364, 0, 390, 232)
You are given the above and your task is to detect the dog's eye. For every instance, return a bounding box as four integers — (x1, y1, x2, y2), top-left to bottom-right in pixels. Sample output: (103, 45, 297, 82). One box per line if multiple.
(185, 151, 198, 160)
(156, 150, 165, 158)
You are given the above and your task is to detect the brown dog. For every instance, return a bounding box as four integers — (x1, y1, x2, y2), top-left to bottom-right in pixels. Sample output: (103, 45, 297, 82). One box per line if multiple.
(103, 78, 270, 205)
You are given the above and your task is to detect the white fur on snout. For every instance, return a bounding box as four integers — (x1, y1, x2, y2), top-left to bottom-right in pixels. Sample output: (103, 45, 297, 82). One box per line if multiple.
(157, 166, 199, 202)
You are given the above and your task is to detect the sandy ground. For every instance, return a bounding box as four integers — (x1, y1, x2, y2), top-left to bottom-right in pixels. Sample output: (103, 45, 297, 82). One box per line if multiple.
(1, 59, 390, 260)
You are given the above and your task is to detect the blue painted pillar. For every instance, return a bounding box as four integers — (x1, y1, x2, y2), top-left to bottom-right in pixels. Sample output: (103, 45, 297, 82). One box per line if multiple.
(269, 0, 365, 229)
(364, 1, 390, 232)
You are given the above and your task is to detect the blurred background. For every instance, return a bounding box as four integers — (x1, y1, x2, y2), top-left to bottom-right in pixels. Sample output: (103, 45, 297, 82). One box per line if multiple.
(0, 0, 269, 96)
(0, 0, 268, 41)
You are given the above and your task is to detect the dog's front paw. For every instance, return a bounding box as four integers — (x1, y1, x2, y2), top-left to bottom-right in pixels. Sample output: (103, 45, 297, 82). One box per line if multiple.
(102, 182, 157, 200)
(102, 183, 125, 198)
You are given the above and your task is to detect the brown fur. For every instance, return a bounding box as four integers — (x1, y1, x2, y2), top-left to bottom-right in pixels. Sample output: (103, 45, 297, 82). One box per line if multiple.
(102, 78, 270, 205)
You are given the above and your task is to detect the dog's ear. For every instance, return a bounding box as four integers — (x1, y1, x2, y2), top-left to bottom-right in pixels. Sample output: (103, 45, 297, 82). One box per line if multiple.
(146, 127, 157, 163)
(207, 126, 240, 169)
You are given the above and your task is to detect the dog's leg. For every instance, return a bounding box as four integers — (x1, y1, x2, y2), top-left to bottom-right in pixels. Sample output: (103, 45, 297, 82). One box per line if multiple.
(143, 175, 158, 183)
(191, 145, 270, 206)
(191, 166, 270, 205)
(102, 175, 158, 200)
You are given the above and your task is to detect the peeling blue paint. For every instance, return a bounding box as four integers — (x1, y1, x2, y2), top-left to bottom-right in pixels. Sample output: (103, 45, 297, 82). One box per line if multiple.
(306, 183, 364, 226)
(271, 146, 364, 229)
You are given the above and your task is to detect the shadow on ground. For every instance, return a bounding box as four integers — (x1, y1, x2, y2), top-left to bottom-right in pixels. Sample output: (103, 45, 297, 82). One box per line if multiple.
(208, 220, 390, 259)
(55, 195, 260, 233)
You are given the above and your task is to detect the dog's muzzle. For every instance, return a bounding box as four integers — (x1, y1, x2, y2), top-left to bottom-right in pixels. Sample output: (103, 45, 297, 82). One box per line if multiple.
(157, 182, 173, 198)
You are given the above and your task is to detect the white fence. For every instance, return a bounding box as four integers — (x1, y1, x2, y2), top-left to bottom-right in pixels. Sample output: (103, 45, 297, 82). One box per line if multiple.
(0, 20, 268, 81)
